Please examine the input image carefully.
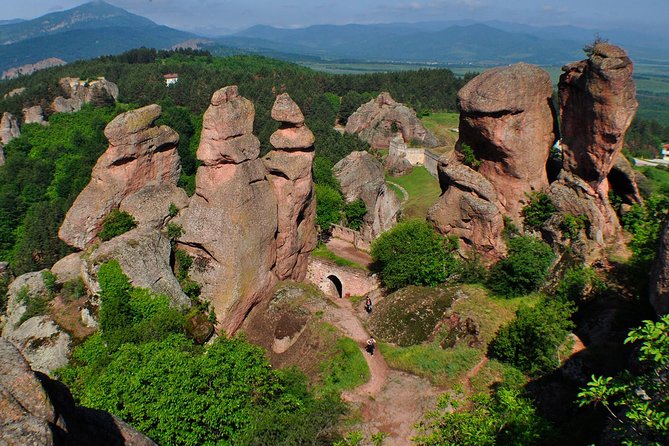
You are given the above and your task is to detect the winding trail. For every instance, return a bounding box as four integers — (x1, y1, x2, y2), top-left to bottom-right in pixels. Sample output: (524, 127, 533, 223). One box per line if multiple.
(315, 293, 441, 445)
(386, 180, 409, 204)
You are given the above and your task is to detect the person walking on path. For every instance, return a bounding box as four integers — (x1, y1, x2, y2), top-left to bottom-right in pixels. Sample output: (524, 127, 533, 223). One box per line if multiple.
(365, 296, 373, 314)
(366, 336, 377, 355)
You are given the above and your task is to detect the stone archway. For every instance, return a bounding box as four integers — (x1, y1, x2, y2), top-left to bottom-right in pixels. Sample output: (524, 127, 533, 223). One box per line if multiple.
(326, 274, 343, 298)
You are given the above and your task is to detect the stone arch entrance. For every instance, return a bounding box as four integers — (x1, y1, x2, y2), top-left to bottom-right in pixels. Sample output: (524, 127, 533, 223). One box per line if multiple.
(326, 274, 343, 298)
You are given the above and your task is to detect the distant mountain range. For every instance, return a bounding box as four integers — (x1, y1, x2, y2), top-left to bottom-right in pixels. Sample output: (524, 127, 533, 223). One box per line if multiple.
(0, 1, 193, 72)
(1, 1, 667, 75)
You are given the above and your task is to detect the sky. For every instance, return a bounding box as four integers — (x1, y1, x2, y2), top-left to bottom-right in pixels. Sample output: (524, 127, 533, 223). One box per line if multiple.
(0, 0, 664, 34)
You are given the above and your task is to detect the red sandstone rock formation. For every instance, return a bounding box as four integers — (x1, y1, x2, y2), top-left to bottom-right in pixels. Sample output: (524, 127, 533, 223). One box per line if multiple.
(59, 104, 181, 249)
(457, 63, 557, 220)
(428, 63, 555, 259)
(0, 112, 20, 144)
(345, 92, 439, 149)
(264, 93, 317, 280)
(177, 86, 279, 334)
(549, 43, 638, 250)
(52, 77, 119, 113)
(427, 153, 506, 259)
(0, 338, 156, 445)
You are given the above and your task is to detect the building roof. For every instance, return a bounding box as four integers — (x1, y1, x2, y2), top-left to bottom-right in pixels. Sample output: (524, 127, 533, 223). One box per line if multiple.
(163, 73, 179, 79)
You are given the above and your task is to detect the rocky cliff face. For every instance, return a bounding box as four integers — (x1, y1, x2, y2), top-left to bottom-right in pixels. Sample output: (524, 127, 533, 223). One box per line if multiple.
(263, 93, 317, 280)
(428, 45, 638, 261)
(0, 337, 156, 446)
(345, 92, 439, 149)
(428, 63, 555, 259)
(0, 111, 20, 166)
(1, 271, 71, 375)
(177, 86, 279, 334)
(59, 104, 181, 249)
(23, 105, 47, 126)
(177, 89, 317, 333)
(333, 151, 401, 240)
(0, 112, 20, 144)
(457, 63, 557, 220)
(52, 77, 119, 113)
(548, 43, 638, 250)
(1, 57, 66, 80)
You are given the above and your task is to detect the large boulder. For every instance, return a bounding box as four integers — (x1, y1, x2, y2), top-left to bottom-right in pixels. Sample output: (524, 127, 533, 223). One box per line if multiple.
(52, 77, 119, 114)
(457, 63, 556, 220)
(427, 63, 555, 260)
(333, 151, 401, 240)
(59, 104, 181, 249)
(0, 112, 20, 144)
(427, 154, 505, 259)
(345, 92, 439, 149)
(178, 86, 278, 334)
(1, 271, 71, 374)
(83, 226, 190, 307)
(0, 337, 156, 446)
(119, 183, 189, 229)
(384, 152, 413, 177)
(560, 43, 638, 189)
(263, 93, 317, 280)
(23, 105, 47, 126)
(649, 219, 669, 316)
(549, 43, 638, 252)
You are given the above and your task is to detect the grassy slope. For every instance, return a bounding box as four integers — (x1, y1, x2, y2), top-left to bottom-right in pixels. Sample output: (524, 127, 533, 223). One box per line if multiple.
(380, 285, 540, 388)
(386, 166, 441, 220)
(421, 111, 460, 153)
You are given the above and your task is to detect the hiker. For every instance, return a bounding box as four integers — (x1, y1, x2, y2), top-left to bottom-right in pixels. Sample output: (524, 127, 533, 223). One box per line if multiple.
(365, 296, 373, 314)
(366, 336, 377, 356)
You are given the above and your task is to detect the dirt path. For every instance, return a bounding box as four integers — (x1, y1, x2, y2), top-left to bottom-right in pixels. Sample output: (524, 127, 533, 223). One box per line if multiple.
(326, 237, 373, 267)
(318, 293, 441, 445)
(386, 180, 409, 203)
(461, 356, 488, 396)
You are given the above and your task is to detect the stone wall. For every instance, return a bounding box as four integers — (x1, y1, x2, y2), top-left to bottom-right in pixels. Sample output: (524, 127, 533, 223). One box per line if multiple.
(331, 224, 371, 252)
(389, 135, 425, 165)
(306, 257, 379, 298)
(424, 149, 440, 178)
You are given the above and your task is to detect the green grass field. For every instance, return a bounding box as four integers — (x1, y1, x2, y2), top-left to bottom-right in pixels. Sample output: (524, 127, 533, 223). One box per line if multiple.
(421, 112, 460, 151)
(386, 166, 441, 219)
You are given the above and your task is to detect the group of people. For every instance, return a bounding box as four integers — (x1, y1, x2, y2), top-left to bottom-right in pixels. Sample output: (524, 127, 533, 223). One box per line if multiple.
(364, 296, 376, 355)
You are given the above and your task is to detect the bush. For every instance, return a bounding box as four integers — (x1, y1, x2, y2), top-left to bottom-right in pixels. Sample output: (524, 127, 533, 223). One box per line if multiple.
(97, 260, 134, 345)
(560, 213, 588, 240)
(555, 266, 602, 303)
(343, 199, 366, 231)
(16, 286, 50, 326)
(315, 184, 344, 230)
(577, 315, 669, 445)
(460, 144, 481, 169)
(488, 236, 555, 297)
(489, 299, 574, 377)
(98, 209, 136, 241)
(371, 220, 458, 291)
(521, 192, 556, 231)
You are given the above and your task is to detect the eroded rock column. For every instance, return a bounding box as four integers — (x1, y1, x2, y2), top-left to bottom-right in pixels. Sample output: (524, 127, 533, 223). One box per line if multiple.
(263, 93, 317, 280)
(178, 86, 278, 334)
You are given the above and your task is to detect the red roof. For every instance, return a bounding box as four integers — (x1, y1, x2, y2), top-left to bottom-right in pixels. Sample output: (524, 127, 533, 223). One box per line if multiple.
(163, 73, 179, 79)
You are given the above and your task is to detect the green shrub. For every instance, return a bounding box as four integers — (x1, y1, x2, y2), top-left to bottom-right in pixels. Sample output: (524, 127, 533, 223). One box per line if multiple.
(166, 222, 183, 241)
(97, 260, 134, 346)
(98, 209, 136, 241)
(555, 266, 602, 303)
(315, 184, 344, 230)
(16, 286, 50, 326)
(416, 387, 553, 446)
(489, 299, 574, 377)
(488, 236, 555, 297)
(371, 220, 458, 290)
(460, 144, 481, 169)
(61, 278, 87, 301)
(168, 202, 179, 218)
(343, 199, 366, 231)
(454, 252, 487, 284)
(41, 270, 59, 299)
(560, 213, 588, 240)
(521, 192, 556, 231)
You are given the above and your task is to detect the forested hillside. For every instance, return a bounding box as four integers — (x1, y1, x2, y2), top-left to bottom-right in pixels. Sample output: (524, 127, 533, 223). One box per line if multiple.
(0, 48, 468, 275)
